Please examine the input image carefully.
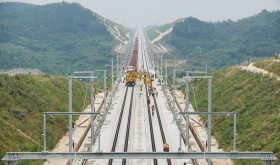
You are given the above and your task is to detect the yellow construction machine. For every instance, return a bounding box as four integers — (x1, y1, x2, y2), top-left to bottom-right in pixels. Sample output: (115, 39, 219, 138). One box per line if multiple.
(125, 66, 152, 86)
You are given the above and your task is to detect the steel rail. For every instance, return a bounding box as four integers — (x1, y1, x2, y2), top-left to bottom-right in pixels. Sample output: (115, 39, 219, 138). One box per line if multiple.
(152, 94, 172, 165)
(173, 88, 213, 165)
(108, 86, 129, 165)
(141, 33, 172, 165)
(141, 35, 158, 165)
(122, 87, 135, 165)
(144, 82, 158, 165)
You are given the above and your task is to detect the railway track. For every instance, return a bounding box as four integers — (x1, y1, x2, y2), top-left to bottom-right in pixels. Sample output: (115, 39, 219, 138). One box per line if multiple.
(144, 83, 158, 164)
(108, 86, 134, 165)
(140, 32, 171, 165)
(173, 93, 213, 165)
(122, 87, 134, 165)
(151, 94, 172, 165)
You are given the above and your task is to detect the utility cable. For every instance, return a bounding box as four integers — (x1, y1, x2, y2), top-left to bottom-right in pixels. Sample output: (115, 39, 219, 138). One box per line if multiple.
(192, 87, 198, 112)
(80, 79, 85, 92)
(82, 88, 88, 112)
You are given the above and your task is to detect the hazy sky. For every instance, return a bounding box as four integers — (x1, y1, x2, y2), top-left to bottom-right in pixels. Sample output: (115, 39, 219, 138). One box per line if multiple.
(1, 0, 280, 27)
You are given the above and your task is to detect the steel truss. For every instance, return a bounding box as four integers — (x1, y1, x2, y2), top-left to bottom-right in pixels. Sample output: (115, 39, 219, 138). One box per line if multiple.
(2, 152, 277, 165)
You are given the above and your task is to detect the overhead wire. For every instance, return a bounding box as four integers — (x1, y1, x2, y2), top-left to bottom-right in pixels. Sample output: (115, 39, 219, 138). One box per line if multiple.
(186, 79, 201, 112)
(79, 79, 95, 112)
(192, 87, 198, 112)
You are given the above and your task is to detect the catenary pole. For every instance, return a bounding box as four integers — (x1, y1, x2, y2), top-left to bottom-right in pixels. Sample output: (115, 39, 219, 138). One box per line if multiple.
(185, 72, 189, 152)
(208, 77, 212, 165)
(68, 77, 72, 165)
(90, 72, 95, 151)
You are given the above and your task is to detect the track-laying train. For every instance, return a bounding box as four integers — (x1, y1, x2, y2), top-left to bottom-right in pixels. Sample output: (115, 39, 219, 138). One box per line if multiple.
(125, 37, 152, 86)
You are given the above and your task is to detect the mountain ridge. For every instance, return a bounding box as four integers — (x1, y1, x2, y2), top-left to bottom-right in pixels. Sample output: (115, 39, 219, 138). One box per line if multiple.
(147, 10, 280, 72)
(0, 2, 129, 74)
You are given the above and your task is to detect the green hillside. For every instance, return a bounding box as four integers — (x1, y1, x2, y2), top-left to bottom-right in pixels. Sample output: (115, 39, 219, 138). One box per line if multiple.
(146, 22, 174, 41)
(0, 2, 117, 74)
(253, 56, 280, 76)
(0, 73, 99, 165)
(182, 62, 280, 164)
(156, 10, 280, 72)
(102, 18, 132, 42)
(145, 25, 168, 41)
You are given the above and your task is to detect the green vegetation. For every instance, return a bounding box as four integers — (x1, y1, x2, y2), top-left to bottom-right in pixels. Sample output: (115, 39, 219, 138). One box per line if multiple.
(146, 21, 176, 41)
(103, 18, 131, 41)
(181, 66, 280, 164)
(0, 74, 108, 165)
(146, 27, 160, 41)
(0, 2, 117, 74)
(156, 24, 171, 33)
(253, 58, 274, 68)
(254, 56, 280, 75)
(156, 10, 280, 72)
(146, 23, 172, 41)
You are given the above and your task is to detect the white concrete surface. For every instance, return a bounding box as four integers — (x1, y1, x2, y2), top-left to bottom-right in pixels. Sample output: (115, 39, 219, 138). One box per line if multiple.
(131, 80, 152, 165)
(139, 26, 193, 165)
(44, 92, 105, 165)
(103, 19, 128, 44)
(84, 81, 128, 165)
(151, 27, 173, 45)
(240, 63, 280, 80)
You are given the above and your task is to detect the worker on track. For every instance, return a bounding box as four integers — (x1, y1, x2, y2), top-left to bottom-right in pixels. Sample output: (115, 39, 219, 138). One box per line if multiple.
(147, 97, 151, 104)
(155, 90, 158, 97)
(151, 105, 155, 117)
(163, 142, 170, 152)
(149, 87, 153, 96)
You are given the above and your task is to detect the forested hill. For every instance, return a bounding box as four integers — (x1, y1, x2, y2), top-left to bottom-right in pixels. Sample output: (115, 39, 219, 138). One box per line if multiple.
(0, 2, 117, 74)
(0, 73, 93, 165)
(184, 59, 280, 164)
(158, 10, 280, 71)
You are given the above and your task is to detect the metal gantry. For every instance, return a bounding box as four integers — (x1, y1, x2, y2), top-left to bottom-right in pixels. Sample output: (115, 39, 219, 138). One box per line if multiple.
(171, 69, 185, 121)
(72, 72, 96, 152)
(68, 75, 97, 165)
(183, 75, 213, 165)
(2, 152, 277, 165)
(42, 112, 101, 153)
(180, 112, 238, 152)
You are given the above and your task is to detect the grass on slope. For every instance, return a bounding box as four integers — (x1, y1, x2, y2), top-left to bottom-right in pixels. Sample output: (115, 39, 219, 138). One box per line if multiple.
(146, 23, 172, 41)
(254, 56, 280, 76)
(146, 28, 159, 41)
(181, 66, 280, 165)
(0, 74, 109, 165)
(156, 24, 171, 33)
(103, 18, 131, 41)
